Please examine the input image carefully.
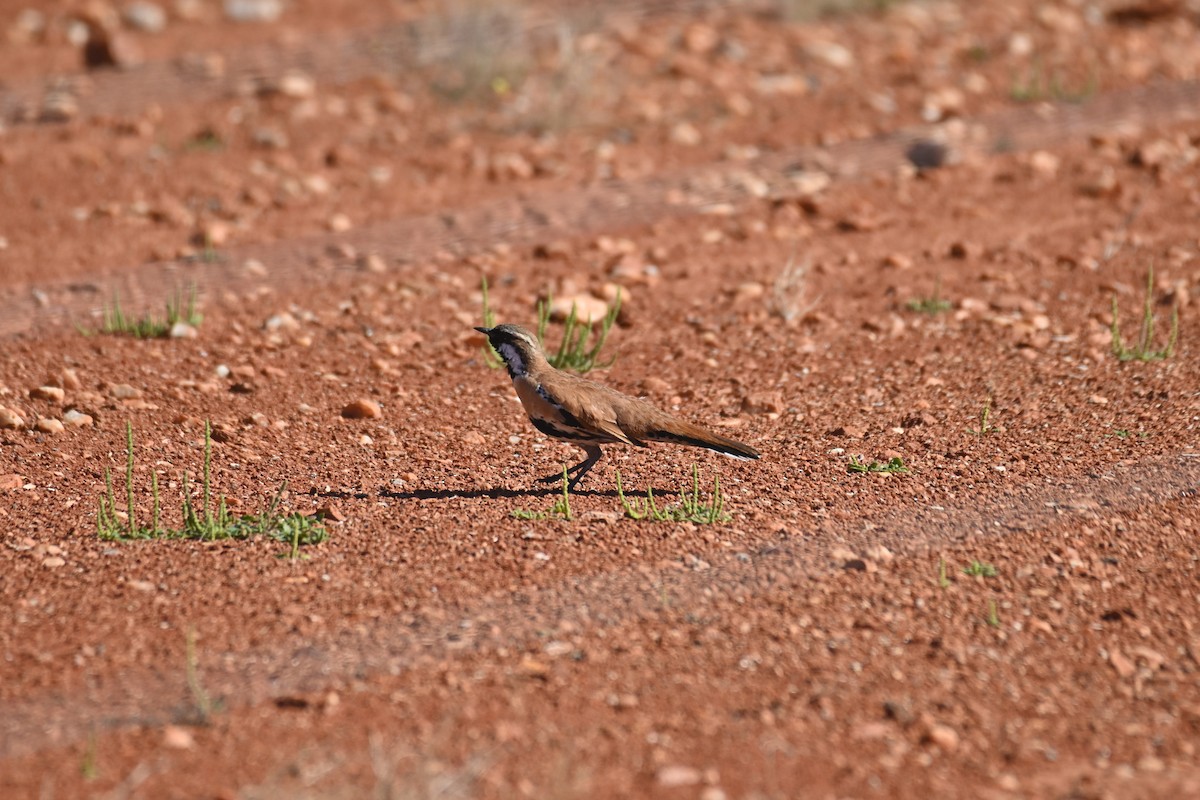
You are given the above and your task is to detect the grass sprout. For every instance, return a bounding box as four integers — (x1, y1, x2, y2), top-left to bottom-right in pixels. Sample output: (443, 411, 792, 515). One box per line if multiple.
(512, 466, 573, 521)
(89, 286, 202, 338)
(97, 421, 327, 551)
(536, 289, 621, 373)
(963, 560, 999, 578)
(616, 464, 731, 524)
(184, 627, 220, 724)
(479, 277, 621, 374)
(986, 599, 1001, 628)
(937, 557, 951, 589)
(848, 455, 909, 474)
(906, 278, 952, 315)
(968, 397, 996, 435)
(1111, 266, 1179, 362)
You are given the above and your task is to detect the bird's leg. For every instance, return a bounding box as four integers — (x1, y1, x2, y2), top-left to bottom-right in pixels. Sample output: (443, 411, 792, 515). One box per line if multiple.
(537, 445, 603, 490)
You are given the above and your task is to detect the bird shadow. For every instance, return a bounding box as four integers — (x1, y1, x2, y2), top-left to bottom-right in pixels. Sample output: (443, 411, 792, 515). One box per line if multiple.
(313, 486, 682, 502)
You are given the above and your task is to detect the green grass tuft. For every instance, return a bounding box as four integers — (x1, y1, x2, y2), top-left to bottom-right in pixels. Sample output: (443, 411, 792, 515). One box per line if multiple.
(97, 421, 327, 552)
(1111, 266, 1179, 362)
(511, 466, 573, 521)
(479, 276, 621, 374)
(536, 289, 621, 373)
(616, 464, 731, 524)
(963, 560, 999, 578)
(906, 279, 952, 315)
(968, 397, 996, 435)
(848, 455, 909, 474)
(88, 286, 202, 339)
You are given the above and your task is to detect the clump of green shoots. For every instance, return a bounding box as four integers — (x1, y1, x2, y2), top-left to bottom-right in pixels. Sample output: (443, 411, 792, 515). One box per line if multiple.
(963, 560, 999, 578)
(97, 421, 327, 555)
(616, 463, 731, 524)
(848, 455, 909, 474)
(985, 599, 1001, 628)
(537, 289, 621, 373)
(511, 466, 573, 520)
(937, 557, 951, 589)
(1111, 266, 1179, 362)
(479, 276, 621, 374)
(906, 278, 952, 315)
(968, 397, 996, 435)
(91, 286, 202, 339)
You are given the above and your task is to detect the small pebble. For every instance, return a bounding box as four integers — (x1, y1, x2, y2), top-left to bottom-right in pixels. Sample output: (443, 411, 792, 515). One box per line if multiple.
(341, 399, 381, 419)
(36, 418, 65, 434)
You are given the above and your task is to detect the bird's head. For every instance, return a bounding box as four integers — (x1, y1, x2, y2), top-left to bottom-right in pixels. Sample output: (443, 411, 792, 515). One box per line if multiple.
(475, 324, 544, 377)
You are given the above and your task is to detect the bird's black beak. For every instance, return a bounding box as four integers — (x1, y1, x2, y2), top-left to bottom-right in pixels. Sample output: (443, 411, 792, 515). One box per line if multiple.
(474, 326, 492, 336)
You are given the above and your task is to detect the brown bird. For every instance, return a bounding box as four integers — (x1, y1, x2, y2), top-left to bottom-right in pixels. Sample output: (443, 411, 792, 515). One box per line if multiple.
(476, 323, 760, 489)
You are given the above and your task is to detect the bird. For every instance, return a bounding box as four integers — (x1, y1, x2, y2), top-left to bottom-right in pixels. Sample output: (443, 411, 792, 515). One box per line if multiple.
(475, 323, 760, 490)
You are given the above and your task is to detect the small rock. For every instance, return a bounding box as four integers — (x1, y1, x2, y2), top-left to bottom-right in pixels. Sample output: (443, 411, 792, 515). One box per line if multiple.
(1028, 150, 1060, 177)
(921, 87, 964, 122)
(223, 0, 283, 23)
(882, 253, 913, 270)
(169, 321, 198, 339)
(31, 386, 66, 403)
(670, 122, 702, 146)
(36, 417, 65, 434)
(682, 21, 719, 54)
(865, 545, 894, 563)
(61, 369, 82, 390)
(0, 407, 25, 429)
(734, 282, 765, 301)
(549, 294, 609, 324)
(128, 579, 156, 592)
(252, 127, 289, 149)
(84, 29, 144, 70)
(924, 723, 960, 751)
(267, 71, 315, 98)
(804, 40, 854, 69)
(41, 556, 66, 569)
(162, 725, 194, 749)
(123, 2, 167, 33)
(64, 410, 93, 429)
(905, 140, 949, 170)
(341, 399, 381, 420)
(657, 766, 702, 788)
(641, 377, 672, 395)
(831, 424, 867, 439)
(109, 384, 142, 400)
(327, 213, 352, 232)
(1089, 395, 1108, 405)
(1109, 648, 1136, 678)
(0, 474, 23, 491)
(741, 391, 784, 415)
(948, 241, 979, 260)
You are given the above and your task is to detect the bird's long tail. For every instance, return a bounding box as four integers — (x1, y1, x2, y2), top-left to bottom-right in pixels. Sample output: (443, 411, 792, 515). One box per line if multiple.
(644, 419, 760, 460)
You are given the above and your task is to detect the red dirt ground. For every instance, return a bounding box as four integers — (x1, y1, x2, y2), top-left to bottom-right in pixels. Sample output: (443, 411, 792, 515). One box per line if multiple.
(2, 1, 1199, 798)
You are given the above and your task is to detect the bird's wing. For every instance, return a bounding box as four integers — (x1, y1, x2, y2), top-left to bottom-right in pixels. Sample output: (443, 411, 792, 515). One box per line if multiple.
(556, 378, 643, 446)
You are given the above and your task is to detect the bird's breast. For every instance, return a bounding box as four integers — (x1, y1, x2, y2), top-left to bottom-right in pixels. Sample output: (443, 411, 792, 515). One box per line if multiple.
(513, 376, 565, 423)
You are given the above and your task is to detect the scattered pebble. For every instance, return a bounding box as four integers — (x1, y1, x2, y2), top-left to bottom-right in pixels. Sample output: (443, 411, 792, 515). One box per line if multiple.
(123, 2, 167, 33)
(35, 417, 65, 434)
(223, 0, 283, 23)
(63, 410, 93, 429)
(0, 407, 27, 429)
(31, 386, 65, 403)
(109, 384, 142, 400)
(925, 723, 960, 751)
(341, 399, 382, 420)
(162, 725, 194, 749)
(549, 294, 609, 323)
(657, 765, 702, 788)
(41, 556, 66, 568)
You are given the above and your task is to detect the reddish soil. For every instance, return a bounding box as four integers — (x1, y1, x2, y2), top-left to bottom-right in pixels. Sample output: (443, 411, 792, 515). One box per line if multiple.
(2, 1, 1200, 798)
